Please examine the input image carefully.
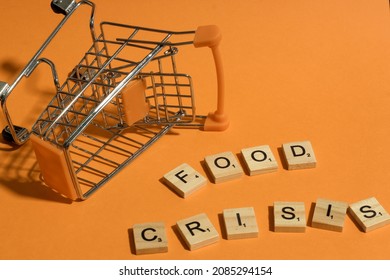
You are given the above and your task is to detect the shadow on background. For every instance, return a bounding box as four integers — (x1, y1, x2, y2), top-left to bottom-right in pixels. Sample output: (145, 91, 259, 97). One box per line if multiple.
(0, 138, 72, 204)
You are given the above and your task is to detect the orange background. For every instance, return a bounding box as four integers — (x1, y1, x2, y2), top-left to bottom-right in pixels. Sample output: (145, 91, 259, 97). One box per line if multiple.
(1, 0, 390, 260)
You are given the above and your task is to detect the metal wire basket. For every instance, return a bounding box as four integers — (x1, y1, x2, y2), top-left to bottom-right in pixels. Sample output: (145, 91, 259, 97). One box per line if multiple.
(0, 0, 228, 200)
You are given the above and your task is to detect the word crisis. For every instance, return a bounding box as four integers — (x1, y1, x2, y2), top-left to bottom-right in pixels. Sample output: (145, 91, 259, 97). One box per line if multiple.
(131, 197, 390, 255)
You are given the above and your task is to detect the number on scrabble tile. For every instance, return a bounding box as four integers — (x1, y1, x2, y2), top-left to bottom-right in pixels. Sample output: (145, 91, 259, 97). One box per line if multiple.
(349, 197, 390, 232)
(176, 213, 219, 251)
(204, 151, 244, 183)
(311, 198, 348, 232)
(132, 222, 168, 255)
(274, 201, 306, 233)
(241, 145, 278, 176)
(223, 207, 259, 239)
(282, 140, 317, 170)
(163, 163, 207, 198)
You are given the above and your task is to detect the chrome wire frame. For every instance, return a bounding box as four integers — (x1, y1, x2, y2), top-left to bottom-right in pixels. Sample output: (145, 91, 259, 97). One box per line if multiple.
(0, 0, 209, 199)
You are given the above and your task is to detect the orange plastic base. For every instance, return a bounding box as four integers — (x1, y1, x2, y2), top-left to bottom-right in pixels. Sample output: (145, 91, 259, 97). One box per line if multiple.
(204, 111, 229, 131)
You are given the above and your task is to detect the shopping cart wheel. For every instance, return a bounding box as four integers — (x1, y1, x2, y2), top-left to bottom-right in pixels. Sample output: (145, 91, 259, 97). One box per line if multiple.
(51, 0, 75, 15)
(1, 125, 28, 144)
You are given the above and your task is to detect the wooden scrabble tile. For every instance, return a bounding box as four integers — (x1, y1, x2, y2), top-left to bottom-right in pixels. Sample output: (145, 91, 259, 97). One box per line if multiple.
(282, 140, 317, 170)
(176, 213, 219, 250)
(311, 198, 348, 232)
(204, 151, 244, 183)
(132, 222, 168, 255)
(163, 163, 207, 198)
(273, 202, 306, 233)
(223, 207, 259, 239)
(241, 145, 278, 176)
(348, 197, 390, 233)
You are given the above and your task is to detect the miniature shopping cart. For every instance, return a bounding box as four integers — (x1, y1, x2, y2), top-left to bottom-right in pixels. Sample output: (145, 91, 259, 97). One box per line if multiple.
(0, 0, 228, 200)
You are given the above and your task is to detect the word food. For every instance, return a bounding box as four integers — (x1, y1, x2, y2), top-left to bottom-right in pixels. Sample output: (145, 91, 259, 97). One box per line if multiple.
(162, 140, 316, 198)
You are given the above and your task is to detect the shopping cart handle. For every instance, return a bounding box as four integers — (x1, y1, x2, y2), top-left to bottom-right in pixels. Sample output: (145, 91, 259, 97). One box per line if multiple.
(193, 25, 222, 48)
(194, 25, 229, 131)
(0, 81, 29, 144)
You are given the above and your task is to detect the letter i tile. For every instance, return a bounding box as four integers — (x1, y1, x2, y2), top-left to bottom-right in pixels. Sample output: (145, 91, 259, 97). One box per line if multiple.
(223, 207, 259, 239)
(311, 198, 348, 232)
(162, 163, 207, 198)
(348, 197, 390, 232)
(132, 222, 168, 255)
(176, 213, 220, 251)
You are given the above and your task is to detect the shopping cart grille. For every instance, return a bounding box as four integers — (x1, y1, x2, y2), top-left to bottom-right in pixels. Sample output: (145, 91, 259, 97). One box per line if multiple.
(141, 73, 195, 124)
(31, 24, 196, 148)
(69, 123, 172, 198)
(1, 1, 226, 200)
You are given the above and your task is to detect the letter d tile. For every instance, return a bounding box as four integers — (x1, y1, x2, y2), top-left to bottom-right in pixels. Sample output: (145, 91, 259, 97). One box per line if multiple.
(282, 140, 317, 170)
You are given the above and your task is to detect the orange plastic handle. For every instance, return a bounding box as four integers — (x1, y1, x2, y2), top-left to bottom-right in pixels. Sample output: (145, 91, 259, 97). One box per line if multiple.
(193, 25, 229, 131)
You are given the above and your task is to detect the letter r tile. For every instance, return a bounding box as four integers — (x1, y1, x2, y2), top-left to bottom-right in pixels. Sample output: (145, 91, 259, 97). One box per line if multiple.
(132, 222, 168, 255)
(204, 151, 244, 183)
(282, 140, 317, 170)
(163, 163, 207, 198)
(348, 197, 390, 232)
(176, 213, 219, 251)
